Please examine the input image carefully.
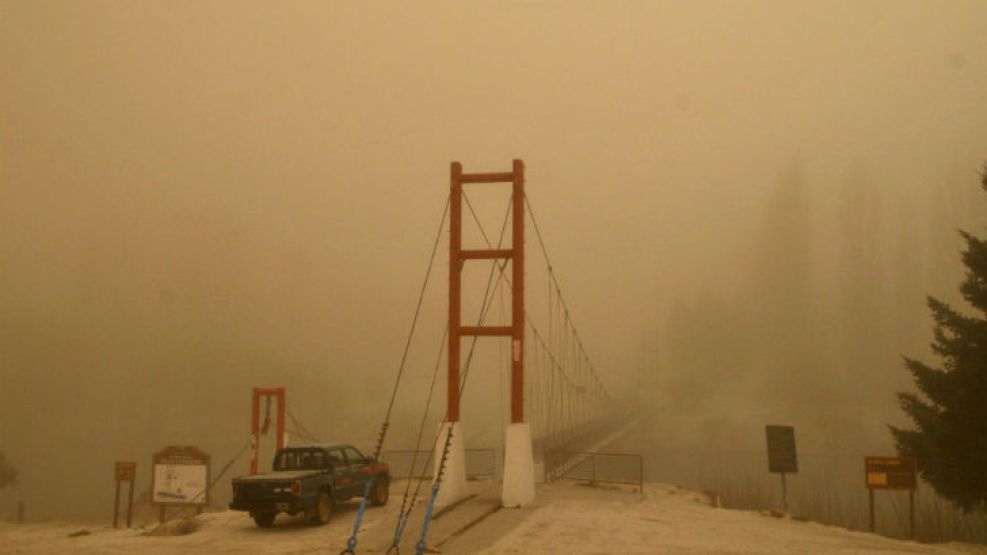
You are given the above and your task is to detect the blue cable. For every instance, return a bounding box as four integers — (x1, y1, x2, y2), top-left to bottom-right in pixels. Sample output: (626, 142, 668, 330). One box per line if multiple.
(414, 483, 442, 555)
(339, 479, 374, 555)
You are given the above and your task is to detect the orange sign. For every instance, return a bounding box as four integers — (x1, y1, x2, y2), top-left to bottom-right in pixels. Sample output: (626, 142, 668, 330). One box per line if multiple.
(115, 461, 136, 482)
(865, 457, 916, 490)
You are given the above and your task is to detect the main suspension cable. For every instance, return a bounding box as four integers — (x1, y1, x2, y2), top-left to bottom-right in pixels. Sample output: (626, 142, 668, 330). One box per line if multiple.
(373, 194, 451, 459)
(393, 325, 447, 527)
(461, 192, 607, 407)
(340, 195, 450, 555)
(389, 193, 514, 552)
(285, 408, 322, 445)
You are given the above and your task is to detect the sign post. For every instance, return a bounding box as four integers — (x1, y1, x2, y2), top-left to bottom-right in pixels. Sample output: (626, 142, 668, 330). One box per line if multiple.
(864, 456, 917, 538)
(151, 446, 210, 523)
(765, 425, 798, 514)
(113, 462, 136, 528)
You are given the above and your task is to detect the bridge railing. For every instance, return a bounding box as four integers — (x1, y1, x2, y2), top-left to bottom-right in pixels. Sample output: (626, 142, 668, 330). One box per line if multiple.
(544, 450, 644, 493)
(381, 448, 497, 481)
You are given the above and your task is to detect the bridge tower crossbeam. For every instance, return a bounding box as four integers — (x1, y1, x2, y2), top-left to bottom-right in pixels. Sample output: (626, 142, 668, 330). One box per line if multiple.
(439, 159, 534, 508)
(448, 159, 525, 424)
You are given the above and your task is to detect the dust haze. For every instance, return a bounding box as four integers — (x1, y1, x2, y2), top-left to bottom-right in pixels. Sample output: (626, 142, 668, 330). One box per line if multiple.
(2, 1, 987, 522)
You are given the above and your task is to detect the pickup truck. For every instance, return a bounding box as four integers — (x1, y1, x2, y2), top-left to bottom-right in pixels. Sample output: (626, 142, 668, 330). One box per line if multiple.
(229, 443, 390, 527)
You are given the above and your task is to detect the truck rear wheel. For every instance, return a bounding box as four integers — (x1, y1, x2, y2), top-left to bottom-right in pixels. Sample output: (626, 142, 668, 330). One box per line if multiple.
(253, 512, 276, 527)
(371, 476, 389, 506)
(310, 491, 333, 525)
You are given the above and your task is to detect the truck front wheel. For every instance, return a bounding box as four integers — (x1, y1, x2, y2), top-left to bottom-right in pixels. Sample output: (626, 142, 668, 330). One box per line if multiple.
(310, 491, 333, 525)
(253, 512, 276, 527)
(371, 476, 389, 506)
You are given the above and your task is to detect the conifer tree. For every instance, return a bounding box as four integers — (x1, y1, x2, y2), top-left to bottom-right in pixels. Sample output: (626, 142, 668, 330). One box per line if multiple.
(0, 451, 16, 490)
(890, 166, 987, 511)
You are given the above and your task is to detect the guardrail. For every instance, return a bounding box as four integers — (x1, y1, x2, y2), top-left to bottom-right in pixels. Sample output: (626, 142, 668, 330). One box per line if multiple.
(544, 450, 644, 493)
(531, 411, 634, 460)
(382, 448, 497, 481)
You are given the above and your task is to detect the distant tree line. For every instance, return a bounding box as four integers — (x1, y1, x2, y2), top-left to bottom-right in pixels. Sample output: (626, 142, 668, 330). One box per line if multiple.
(648, 158, 986, 512)
(656, 159, 950, 451)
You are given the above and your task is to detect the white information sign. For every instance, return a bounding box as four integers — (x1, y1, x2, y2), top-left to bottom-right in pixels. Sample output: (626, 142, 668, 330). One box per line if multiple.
(152, 463, 207, 505)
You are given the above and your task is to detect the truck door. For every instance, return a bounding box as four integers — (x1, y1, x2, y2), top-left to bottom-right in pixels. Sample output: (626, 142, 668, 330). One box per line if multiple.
(328, 447, 358, 497)
(342, 446, 374, 496)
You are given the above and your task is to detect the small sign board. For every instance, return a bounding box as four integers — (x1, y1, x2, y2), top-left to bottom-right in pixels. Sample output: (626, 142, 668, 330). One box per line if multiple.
(115, 461, 136, 482)
(865, 456, 916, 490)
(152, 446, 210, 506)
(765, 425, 798, 474)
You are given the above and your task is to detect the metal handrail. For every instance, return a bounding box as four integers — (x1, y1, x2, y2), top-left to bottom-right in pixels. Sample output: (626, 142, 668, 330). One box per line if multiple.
(544, 450, 644, 493)
(382, 448, 497, 480)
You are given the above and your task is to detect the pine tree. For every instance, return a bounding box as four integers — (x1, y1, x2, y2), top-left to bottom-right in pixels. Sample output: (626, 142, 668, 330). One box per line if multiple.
(890, 166, 987, 512)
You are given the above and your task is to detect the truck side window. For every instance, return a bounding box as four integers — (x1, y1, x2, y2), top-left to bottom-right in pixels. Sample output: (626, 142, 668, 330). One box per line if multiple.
(276, 451, 298, 470)
(311, 451, 326, 469)
(343, 447, 366, 465)
(328, 449, 344, 466)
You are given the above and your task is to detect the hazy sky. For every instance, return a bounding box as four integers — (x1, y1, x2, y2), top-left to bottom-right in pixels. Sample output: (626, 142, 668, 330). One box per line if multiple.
(2, 1, 987, 519)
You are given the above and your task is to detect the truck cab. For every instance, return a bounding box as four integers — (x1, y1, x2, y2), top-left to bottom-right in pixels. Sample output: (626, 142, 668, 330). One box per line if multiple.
(230, 444, 389, 527)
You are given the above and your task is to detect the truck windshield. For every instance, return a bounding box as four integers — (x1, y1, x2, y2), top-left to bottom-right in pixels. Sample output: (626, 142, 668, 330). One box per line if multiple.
(274, 449, 328, 471)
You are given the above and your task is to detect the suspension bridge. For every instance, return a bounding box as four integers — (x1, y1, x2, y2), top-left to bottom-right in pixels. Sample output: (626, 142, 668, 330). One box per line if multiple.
(235, 159, 638, 555)
(329, 159, 636, 555)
